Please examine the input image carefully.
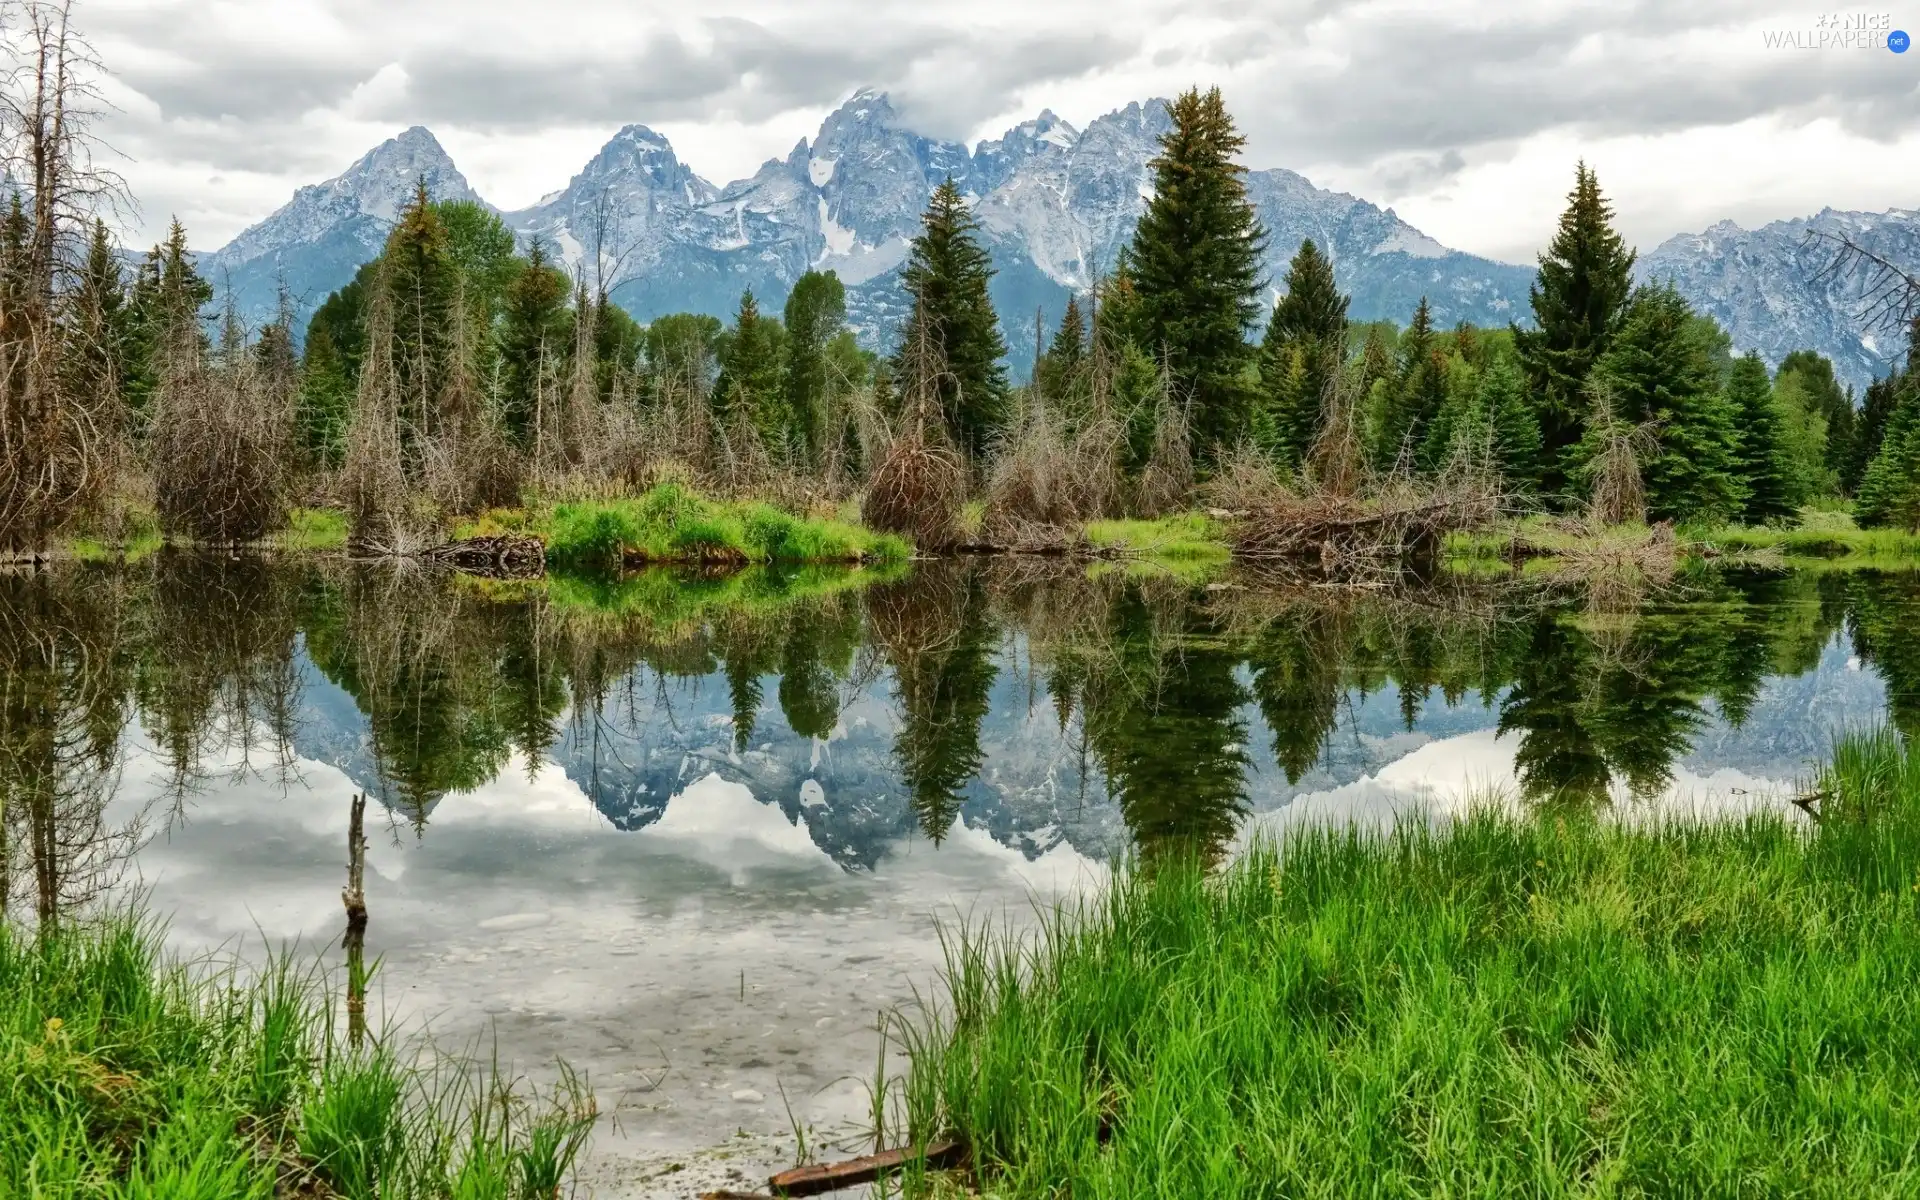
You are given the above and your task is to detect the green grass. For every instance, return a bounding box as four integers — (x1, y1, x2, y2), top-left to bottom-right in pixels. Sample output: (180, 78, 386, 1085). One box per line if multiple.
(1084, 514, 1230, 562)
(1, 912, 595, 1198)
(274, 507, 349, 551)
(898, 727, 1920, 1197)
(1448, 510, 1920, 573)
(524, 483, 910, 572)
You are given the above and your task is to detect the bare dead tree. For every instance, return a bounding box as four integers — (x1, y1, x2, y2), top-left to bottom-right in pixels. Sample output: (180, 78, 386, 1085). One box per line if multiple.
(1807, 229, 1920, 357)
(0, 0, 131, 554)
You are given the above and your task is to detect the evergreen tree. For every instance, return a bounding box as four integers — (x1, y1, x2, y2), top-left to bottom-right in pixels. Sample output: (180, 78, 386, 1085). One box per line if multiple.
(496, 238, 570, 448)
(1035, 294, 1089, 411)
(1846, 329, 1914, 493)
(1259, 238, 1350, 468)
(1514, 163, 1637, 503)
(642, 312, 723, 401)
(1776, 349, 1852, 490)
(64, 218, 130, 416)
(1480, 353, 1542, 491)
(714, 289, 790, 451)
(895, 178, 1008, 460)
(782, 269, 846, 466)
(382, 183, 456, 437)
(1125, 87, 1265, 460)
(1590, 284, 1744, 522)
(1855, 390, 1920, 531)
(1372, 297, 1445, 470)
(1726, 351, 1795, 522)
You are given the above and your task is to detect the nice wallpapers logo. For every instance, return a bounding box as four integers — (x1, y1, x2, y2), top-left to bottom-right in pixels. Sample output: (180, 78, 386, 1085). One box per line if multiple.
(1761, 12, 1910, 50)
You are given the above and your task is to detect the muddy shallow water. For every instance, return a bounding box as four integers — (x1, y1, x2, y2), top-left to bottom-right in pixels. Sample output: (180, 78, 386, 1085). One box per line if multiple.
(5, 556, 1913, 1195)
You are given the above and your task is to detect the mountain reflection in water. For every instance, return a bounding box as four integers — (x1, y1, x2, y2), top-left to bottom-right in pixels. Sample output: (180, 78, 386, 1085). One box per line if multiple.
(2, 554, 1914, 921)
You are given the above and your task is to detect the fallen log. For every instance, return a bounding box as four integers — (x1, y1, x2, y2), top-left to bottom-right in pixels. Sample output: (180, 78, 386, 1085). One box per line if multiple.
(767, 1140, 966, 1196)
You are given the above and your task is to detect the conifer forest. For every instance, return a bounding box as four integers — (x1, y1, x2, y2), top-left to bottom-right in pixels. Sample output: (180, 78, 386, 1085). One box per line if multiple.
(8, 2, 1920, 1198)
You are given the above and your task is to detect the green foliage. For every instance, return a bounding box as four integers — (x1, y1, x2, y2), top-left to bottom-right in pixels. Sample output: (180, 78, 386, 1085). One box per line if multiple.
(782, 269, 848, 465)
(714, 289, 791, 451)
(1125, 87, 1266, 461)
(1035, 294, 1090, 416)
(1258, 238, 1349, 469)
(1590, 284, 1744, 522)
(642, 312, 723, 399)
(897, 178, 1009, 460)
(1514, 162, 1637, 502)
(495, 239, 571, 447)
(1727, 351, 1798, 522)
(905, 727, 1920, 1198)
(542, 482, 910, 571)
(1776, 349, 1853, 490)
(0, 912, 595, 1199)
(1769, 369, 1834, 503)
(1856, 383, 1920, 531)
(1370, 297, 1447, 470)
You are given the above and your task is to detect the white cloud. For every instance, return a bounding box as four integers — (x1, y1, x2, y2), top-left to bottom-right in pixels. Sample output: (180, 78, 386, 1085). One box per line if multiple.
(52, 0, 1920, 258)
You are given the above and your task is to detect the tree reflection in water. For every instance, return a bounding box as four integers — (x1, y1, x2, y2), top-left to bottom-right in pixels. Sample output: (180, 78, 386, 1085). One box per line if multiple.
(1, 554, 1916, 906)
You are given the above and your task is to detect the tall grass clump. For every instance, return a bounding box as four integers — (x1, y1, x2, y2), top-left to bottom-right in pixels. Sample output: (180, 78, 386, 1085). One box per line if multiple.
(0, 910, 596, 1198)
(543, 481, 908, 572)
(898, 727, 1920, 1197)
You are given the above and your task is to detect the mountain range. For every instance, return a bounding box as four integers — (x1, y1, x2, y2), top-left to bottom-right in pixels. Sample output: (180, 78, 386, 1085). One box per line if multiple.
(200, 91, 1914, 392)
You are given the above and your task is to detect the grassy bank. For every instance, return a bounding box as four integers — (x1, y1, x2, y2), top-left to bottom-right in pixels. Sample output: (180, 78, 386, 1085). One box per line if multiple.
(1448, 509, 1920, 572)
(2, 912, 594, 1198)
(458, 483, 910, 571)
(898, 728, 1920, 1197)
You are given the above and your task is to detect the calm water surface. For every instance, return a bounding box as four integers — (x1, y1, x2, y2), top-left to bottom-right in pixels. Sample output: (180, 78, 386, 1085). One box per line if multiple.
(4, 557, 1915, 1194)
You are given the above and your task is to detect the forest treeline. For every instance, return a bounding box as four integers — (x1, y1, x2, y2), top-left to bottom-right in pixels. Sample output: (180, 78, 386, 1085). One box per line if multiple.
(5, 2, 1920, 557)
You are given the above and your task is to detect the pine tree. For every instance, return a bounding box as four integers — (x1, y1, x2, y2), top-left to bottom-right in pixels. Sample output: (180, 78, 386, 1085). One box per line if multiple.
(1126, 87, 1266, 460)
(1845, 326, 1914, 493)
(1590, 284, 1743, 522)
(1480, 354, 1542, 491)
(782, 269, 846, 466)
(1726, 351, 1795, 522)
(382, 183, 455, 439)
(1035, 294, 1089, 412)
(64, 218, 129, 418)
(1259, 238, 1350, 468)
(715, 289, 790, 451)
(1857, 399, 1920, 530)
(895, 178, 1008, 460)
(1514, 162, 1637, 503)
(497, 238, 570, 449)
(1372, 297, 1445, 470)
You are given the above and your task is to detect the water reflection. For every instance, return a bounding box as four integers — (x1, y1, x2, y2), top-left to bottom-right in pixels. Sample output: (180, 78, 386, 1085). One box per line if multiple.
(1, 554, 1918, 914)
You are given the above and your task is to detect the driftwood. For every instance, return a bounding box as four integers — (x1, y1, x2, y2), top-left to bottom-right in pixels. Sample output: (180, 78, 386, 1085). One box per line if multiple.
(766, 1140, 966, 1196)
(422, 534, 546, 578)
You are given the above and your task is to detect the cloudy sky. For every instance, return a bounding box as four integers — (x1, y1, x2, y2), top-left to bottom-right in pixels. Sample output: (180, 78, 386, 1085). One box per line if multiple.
(67, 0, 1920, 263)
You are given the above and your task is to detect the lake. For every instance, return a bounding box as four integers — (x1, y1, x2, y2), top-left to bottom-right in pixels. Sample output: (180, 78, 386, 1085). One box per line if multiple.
(2, 555, 1914, 1195)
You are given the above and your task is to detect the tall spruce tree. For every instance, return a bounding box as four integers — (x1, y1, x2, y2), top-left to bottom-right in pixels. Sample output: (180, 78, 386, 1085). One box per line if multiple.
(64, 219, 130, 417)
(715, 289, 790, 450)
(1126, 87, 1265, 460)
(1480, 353, 1542, 490)
(895, 177, 1008, 459)
(1036, 294, 1089, 411)
(782, 269, 846, 466)
(1259, 238, 1349, 468)
(1856, 387, 1920, 531)
(1726, 351, 1795, 522)
(1371, 297, 1445, 470)
(1590, 284, 1744, 522)
(1514, 162, 1637, 503)
(497, 238, 571, 448)
(382, 183, 456, 438)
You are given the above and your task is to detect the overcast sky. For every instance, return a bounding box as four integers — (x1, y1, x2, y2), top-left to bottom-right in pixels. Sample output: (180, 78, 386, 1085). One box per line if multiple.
(68, 0, 1920, 264)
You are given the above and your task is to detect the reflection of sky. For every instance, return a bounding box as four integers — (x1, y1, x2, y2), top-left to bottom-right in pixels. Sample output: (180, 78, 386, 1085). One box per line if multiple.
(112, 731, 1104, 1191)
(105, 630, 1890, 1192)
